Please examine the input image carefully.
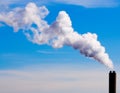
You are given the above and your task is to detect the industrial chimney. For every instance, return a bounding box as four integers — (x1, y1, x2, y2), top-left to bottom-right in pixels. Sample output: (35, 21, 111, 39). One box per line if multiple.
(109, 71, 116, 93)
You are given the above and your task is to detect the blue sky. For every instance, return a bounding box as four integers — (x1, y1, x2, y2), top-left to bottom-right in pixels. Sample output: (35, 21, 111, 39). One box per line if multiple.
(0, 0, 120, 93)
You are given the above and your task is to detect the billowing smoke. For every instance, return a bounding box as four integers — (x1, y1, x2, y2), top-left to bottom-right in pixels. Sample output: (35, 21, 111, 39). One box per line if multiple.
(0, 2, 113, 69)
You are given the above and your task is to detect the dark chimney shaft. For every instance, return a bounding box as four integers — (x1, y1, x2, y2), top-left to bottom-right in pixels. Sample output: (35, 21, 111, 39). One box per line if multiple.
(109, 71, 116, 93)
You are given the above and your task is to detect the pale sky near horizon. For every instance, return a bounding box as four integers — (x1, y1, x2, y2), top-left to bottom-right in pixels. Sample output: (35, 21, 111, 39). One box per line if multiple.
(0, 0, 120, 93)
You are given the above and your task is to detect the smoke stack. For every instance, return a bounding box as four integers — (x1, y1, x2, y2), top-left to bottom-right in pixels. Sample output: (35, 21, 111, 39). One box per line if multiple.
(109, 71, 116, 93)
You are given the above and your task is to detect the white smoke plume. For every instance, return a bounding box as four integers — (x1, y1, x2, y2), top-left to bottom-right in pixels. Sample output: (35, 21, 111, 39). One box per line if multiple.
(0, 2, 113, 69)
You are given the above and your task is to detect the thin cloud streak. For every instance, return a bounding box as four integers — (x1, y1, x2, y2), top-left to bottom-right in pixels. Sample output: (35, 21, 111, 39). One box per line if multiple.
(53, 0, 119, 8)
(37, 50, 71, 54)
(0, 0, 119, 8)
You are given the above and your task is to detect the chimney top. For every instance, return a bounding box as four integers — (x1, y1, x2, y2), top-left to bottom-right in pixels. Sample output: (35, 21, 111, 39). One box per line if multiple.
(110, 71, 116, 73)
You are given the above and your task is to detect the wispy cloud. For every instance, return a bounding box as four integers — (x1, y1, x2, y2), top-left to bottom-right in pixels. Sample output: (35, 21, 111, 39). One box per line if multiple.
(37, 50, 71, 54)
(52, 0, 119, 8)
(37, 50, 57, 54)
(0, 0, 119, 9)
(0, 0, 17, 11)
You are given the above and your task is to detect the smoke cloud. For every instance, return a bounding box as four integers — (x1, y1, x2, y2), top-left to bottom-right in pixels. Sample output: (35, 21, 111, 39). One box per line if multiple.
(0, 2, 113, 69)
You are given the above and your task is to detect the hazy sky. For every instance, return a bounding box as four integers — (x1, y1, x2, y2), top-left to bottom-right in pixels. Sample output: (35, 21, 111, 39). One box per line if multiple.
(0, 0, 120, 93)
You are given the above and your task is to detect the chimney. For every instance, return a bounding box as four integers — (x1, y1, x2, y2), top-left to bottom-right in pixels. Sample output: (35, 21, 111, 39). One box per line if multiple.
(109, 71, 116, 93)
